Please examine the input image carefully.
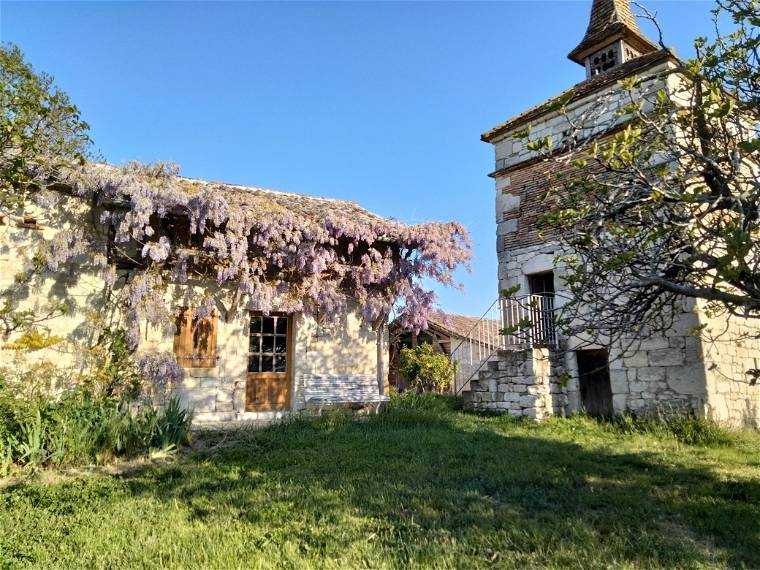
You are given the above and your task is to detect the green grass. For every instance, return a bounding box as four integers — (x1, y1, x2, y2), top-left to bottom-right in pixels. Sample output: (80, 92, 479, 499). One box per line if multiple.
(1, 394, 759, 569)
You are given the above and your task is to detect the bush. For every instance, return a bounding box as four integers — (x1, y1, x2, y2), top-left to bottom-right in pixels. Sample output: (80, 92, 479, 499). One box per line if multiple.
(398, 343, 455, 393)
(0, 376, 192, 473)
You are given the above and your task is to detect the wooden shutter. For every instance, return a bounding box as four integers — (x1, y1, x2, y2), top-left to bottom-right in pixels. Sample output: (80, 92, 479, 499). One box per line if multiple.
(174, 307, 218, 368)
(174, 308, 193, 367)
(193, 313, 218, 368)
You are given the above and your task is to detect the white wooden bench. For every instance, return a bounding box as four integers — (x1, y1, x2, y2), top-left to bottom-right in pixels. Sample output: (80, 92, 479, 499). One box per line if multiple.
(303, 374, 389, 413)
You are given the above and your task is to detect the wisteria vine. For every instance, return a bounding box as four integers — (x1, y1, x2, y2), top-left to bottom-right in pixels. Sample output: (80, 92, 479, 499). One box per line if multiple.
(36, 162, 471, 352)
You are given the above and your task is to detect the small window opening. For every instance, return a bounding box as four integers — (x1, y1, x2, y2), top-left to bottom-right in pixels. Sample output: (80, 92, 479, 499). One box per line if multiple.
(528, 271, 555, 296)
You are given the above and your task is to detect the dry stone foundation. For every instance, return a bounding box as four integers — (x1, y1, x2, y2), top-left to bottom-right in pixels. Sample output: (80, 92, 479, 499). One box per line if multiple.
(463, 348, 567, 419)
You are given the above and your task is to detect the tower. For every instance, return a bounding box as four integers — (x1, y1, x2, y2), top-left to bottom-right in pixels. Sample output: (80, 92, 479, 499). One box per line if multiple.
(568, 0, 658, 78)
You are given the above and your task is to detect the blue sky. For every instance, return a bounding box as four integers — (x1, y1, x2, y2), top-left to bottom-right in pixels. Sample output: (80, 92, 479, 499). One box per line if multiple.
(1, 1, 714, 316)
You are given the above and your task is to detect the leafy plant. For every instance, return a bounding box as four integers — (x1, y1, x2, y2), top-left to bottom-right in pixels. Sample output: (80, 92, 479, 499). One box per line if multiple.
(16, 410, 48, 469)
(610, 408, 733, 447)
(0, 380, 193, 471)
(152, 397, 192, 450)
(398, 343, 455, 393)
(86, 328, 142, 399)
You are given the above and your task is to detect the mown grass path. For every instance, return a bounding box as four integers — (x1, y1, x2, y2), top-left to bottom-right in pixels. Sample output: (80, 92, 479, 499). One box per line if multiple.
(1, 398, 759, 569)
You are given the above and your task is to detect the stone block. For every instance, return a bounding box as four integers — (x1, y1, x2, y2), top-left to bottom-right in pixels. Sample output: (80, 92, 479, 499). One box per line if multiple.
(666, 366, 703, 395)
(216, 389, 234, 403)
(613, 394, 627, 412)
(609, 370, 628, 393)
(637, 336, 670, 351)
(623, 352, 649, 368)
(636, 367, 666, 384)
(201, 378, 221, 388)
(496, 175, 512, 191)
(522, 407, 539, 418)
(649, 348, 685, 367)
(173, 387, 217, 413)
(193, 411, 236, 423)
(519, 394, 540, 407)
(497, 219, 518, 235)
(187, 367, 220, 378)
(629, 398, 646, 410)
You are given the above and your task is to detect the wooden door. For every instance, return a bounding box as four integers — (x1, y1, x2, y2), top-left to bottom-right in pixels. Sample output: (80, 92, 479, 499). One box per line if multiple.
(576, 349, 613, 418)
(246, 313, 293, 412)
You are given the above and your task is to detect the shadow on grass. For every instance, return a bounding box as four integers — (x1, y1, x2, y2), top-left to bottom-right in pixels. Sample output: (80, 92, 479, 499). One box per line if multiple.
(120, 408, 760, 567)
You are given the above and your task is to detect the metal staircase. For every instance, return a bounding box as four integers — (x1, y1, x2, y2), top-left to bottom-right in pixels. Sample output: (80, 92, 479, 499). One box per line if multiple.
(450, 294, 558, 395)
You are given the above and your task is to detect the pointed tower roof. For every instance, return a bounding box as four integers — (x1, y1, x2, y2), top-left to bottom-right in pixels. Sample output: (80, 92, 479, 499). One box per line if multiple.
(568, 0, 658, 65)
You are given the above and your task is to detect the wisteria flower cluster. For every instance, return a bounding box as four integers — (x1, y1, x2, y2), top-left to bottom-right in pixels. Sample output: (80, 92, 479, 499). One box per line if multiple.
(51, 161, 471, 350)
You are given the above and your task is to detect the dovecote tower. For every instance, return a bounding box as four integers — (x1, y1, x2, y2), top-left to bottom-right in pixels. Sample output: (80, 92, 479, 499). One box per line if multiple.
(470, 0, 758, 426)
(568, 0, 658, 78)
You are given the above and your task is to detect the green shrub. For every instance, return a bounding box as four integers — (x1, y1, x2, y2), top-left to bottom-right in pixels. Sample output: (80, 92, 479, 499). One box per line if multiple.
(0, 379, 192, 472)
(398, 343, 455, 393)
(387, 390, 460, 413)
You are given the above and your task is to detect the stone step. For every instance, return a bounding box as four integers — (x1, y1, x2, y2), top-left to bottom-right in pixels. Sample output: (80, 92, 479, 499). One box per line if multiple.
(496, 349, 530, 360)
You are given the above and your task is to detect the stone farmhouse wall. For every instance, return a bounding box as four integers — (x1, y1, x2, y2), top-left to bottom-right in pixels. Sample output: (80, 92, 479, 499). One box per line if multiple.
(0, 197, 387, 423)
(698, 305, 760, 426)
(140, 306, 383, 422)
(483, 57, 760, 427)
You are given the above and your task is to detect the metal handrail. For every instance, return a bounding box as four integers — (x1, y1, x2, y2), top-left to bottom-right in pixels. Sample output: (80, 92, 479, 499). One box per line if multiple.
(449, 294, 560, 395)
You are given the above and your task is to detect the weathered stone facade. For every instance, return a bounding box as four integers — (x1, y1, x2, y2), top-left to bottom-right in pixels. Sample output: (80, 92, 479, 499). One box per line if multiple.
(0, 197, 388, 425)
(475, 0, 760, 427)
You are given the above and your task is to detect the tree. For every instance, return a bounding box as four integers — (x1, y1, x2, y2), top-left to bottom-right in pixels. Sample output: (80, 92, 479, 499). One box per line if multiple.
(529, 0, 760, 345)
(0, 44, 91, 213)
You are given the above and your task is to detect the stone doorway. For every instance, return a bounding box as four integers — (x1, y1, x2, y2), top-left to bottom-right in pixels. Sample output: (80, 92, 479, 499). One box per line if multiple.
(576, 349, 613, 417)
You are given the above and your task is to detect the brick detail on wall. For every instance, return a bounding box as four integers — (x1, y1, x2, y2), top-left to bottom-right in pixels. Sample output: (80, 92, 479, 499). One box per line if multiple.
(496, 159, 562, 252)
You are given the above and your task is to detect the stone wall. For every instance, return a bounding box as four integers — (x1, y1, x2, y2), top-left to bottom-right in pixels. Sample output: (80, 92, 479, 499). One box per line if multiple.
(698, 303, 760, 427)
(464, 348, 567, 419)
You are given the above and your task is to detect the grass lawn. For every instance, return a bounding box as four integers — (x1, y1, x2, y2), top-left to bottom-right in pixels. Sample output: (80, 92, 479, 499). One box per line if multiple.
(1, 396, 759, 569)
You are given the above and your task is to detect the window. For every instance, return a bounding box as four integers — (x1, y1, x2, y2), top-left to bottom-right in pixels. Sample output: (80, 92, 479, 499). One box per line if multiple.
(174, 308, 218, 368)
(528, 271, 555, 296)
(526, 271, 556, 346)
(589, 46, 618, 76)
(248, 314, 289, 374)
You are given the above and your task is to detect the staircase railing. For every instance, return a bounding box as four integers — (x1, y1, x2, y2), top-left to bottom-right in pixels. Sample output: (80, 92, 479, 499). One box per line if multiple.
(450, 294, 558, 395)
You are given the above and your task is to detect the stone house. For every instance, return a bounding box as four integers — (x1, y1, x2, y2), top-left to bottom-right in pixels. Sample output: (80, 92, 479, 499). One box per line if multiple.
(0, 176, 393, 424)
(468, 0, 760, 426)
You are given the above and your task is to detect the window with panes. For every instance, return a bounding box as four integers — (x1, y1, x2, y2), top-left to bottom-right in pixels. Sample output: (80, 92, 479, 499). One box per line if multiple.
(248, 315, 289, 373)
